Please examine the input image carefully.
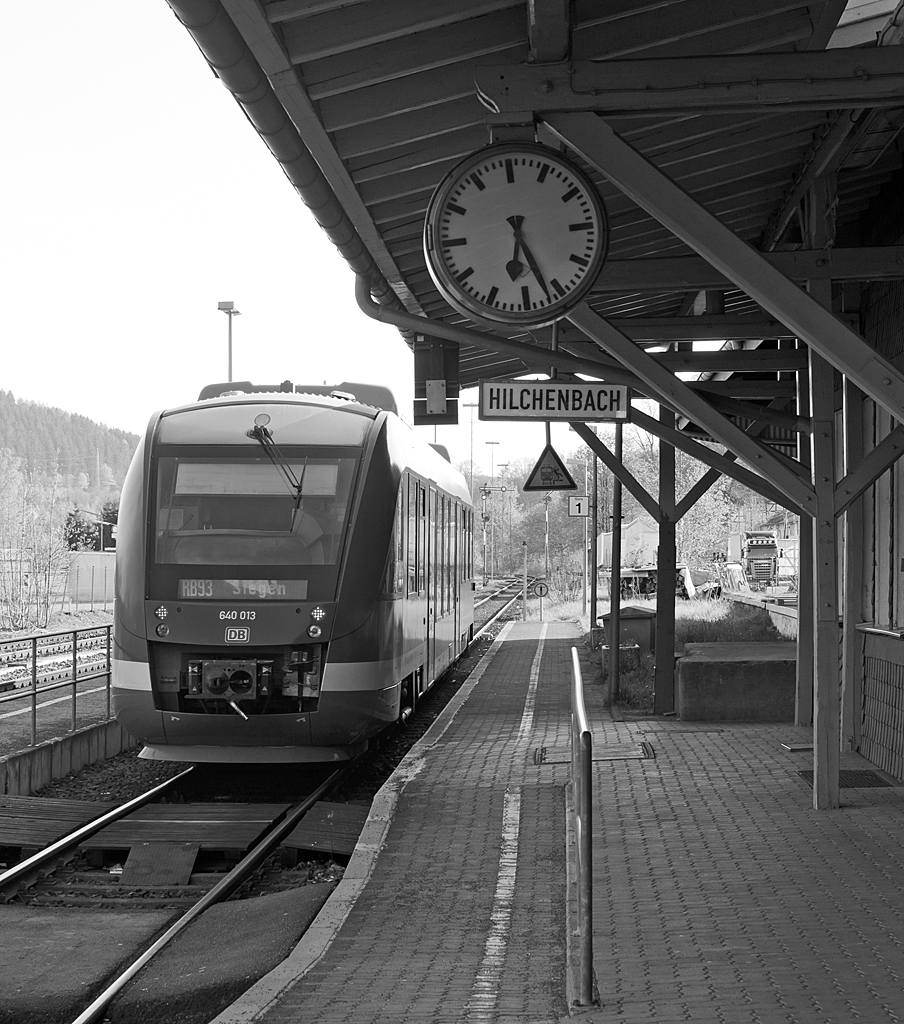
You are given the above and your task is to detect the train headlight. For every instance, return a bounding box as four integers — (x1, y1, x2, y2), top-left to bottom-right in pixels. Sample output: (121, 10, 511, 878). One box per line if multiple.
(307, 624, 322, 638)
(154, 606, 168, 619)
(311, 607, 326, 621)
(155, 623, 170, 637)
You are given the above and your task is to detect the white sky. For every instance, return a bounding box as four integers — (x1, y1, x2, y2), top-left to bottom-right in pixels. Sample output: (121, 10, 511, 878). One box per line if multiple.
(1, 2, 594, 479)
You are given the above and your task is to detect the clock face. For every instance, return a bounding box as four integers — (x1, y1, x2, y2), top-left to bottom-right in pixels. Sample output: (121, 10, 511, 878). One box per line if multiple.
(424, 143, 608, 328)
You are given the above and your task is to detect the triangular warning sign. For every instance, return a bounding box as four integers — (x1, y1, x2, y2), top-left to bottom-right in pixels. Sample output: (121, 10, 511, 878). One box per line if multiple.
(523, 445, 577, 491)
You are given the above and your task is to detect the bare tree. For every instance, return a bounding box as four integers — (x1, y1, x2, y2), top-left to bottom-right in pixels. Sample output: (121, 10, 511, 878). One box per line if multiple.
(0, 450, 69, 630)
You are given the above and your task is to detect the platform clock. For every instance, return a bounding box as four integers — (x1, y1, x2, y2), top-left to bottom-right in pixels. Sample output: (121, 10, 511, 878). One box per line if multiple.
(423, 142, 608, 328)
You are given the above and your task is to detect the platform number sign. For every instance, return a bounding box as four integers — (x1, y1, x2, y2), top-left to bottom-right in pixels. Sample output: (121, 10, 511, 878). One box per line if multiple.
(568, 496, 589, 518)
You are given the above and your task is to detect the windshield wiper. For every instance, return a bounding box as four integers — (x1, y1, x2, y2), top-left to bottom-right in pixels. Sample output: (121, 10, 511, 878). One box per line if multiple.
(246, 424, 308, 527)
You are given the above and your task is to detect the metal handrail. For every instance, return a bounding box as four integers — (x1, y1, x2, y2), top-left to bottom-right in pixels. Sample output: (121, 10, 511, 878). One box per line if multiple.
(0, 625, 112, 746)
(570, 646, 594, 1006)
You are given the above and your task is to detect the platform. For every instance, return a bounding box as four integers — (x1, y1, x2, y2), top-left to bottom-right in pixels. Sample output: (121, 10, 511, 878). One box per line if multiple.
(199, 620, 904, 1024)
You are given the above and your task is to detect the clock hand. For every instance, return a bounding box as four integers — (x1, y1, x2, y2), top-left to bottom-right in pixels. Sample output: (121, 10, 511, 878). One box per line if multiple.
(506, 214, 550, 299)
(518, 236, 552, 302)
(505, 215, 525, 281)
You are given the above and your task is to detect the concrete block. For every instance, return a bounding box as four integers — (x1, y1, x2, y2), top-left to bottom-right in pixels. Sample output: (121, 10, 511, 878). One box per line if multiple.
(677, 642, 797, 722)
(5, 757, 23, 796)
(1, 722, 138, 795)
(30, 746, 52, 792)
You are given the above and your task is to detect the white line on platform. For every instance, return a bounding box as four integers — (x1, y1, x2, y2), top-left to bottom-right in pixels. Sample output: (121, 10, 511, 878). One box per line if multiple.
(517, 622, 547, 745)
(465, 787, 522, 1023)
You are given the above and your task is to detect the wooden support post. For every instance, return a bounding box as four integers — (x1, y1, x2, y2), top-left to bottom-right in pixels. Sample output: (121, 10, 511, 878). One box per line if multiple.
(796, 358, 814, 727)
(810, 351, 841, 809)
(654, 407, 677, 714)
(610, 424, 623, 702)
(807, 177, 840, 810)
(842, 378, 865, 752)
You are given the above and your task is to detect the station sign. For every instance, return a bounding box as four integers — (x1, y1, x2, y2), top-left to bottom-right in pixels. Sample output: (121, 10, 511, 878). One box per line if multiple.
(479, 380, 630, 421)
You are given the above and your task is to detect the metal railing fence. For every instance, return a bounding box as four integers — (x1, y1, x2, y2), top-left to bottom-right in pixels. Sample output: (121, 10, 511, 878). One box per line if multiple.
(0, 626, 112, 747)
(570, 645, 594, 1006)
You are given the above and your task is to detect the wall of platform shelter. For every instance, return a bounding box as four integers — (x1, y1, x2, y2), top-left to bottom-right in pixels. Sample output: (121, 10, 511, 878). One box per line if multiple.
(847, 163, 904, 779)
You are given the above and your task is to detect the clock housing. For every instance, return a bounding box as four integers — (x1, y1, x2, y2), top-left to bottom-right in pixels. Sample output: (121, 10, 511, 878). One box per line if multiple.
(423, 142, 608, 328)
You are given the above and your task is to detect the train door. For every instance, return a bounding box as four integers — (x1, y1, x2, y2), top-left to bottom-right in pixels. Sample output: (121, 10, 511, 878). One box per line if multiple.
(427, 486, 437, 684)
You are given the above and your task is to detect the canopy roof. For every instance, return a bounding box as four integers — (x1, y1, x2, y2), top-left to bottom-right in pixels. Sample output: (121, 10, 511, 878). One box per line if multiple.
(167, 0, 904, 465)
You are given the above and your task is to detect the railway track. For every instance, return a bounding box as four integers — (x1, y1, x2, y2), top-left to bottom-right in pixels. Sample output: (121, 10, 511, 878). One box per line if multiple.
(1, 763, 350, 1024)
(0, 769, 194, 904)
(474, 575, 534, 637)
(67, 765, 349, 1024)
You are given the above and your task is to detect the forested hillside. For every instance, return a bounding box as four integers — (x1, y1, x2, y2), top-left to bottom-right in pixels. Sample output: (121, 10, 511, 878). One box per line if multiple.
(0, 390, 138, 490)
(0, 393, 140, 629)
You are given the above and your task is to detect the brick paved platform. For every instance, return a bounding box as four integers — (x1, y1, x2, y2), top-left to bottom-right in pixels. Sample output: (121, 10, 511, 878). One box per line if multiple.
(211, 621, 904, 1024)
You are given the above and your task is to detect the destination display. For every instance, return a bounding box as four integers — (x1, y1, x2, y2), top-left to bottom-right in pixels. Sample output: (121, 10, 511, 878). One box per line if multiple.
(178, 579, 308, 600)
(479, 381, 630, 421)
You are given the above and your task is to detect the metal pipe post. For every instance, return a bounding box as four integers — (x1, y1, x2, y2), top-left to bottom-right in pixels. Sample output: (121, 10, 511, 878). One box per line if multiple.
(30, 638, 37, 746)
(590, 455, 598, 643)
(610, 424, 623, 701)
(71, 631, 78, 734)
(570, 647, 594, 1006)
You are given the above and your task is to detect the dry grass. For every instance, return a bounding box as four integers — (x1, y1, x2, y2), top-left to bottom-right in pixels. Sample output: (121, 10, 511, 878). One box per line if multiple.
(674, 598, 784, 645)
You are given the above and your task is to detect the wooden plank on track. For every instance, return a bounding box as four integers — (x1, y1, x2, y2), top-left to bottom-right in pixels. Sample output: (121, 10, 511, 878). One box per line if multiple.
(121, 842, 200, 886)
(79, 803, 291, 851)
(0, 796, 117, 846)
(282, 801, 370, 857)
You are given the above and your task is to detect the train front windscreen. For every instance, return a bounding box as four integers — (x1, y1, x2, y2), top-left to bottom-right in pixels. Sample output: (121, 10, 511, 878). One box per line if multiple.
(149, 449, 359, 600)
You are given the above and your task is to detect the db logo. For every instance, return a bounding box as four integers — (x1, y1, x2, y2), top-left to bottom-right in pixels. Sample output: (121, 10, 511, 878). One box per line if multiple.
(225, 627, 250, 643)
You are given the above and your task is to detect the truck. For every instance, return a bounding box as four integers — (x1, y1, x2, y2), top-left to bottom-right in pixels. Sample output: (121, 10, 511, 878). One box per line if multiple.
(740, 530, 779, 586)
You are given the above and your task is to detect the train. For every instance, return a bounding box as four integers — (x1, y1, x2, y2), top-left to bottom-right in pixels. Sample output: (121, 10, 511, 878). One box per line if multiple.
(112, 381, 475, 763)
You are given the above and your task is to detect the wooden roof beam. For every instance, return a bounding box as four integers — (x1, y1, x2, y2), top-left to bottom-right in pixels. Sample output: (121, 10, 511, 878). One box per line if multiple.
(543, 114, 904, 423)
(475, 50, 904, 115)
(528, 0, 571, 62)
(591, 247, 904, 292)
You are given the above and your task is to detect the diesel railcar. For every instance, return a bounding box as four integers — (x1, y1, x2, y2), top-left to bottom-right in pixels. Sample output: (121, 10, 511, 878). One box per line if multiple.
(112, 381, 474, 762)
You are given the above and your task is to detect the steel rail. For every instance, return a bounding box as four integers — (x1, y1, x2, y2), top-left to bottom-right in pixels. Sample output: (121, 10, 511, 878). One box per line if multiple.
(0, 768, 195, 899)
(474, 577, 522, 609)
(69, 763, 351, 1024)
(473, 582, 529, 640)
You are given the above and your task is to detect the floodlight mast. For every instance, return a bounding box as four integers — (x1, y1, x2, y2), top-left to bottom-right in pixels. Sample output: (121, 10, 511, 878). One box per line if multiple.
(217, 301, 242, 382)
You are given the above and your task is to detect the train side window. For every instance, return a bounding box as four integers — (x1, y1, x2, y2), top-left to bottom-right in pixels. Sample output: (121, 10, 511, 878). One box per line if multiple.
(417, 483, 426, 593)
(383, 486, 404, 596)
(395, 486, 405, 593)
(407, 476, 417, 595)
(435, 492, 442, 615)
(430, 489, 438, 612)
(442, 496, 449, 614)
(452, 501, 459, 592)
(445, 496, 452, 612)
